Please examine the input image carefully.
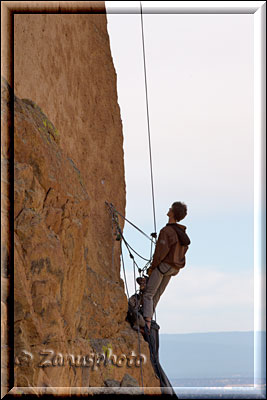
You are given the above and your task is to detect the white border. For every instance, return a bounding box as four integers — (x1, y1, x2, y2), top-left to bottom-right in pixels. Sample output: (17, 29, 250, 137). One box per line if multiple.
(106, 1, 265, 13)
(254, 1, 266, 394)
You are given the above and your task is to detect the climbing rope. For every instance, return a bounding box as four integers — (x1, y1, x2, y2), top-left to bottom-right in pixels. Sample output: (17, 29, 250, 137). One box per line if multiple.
(107, 203, 145, 391)
(140, 1, 157, 237)
(106, 202, 154, 263)
(119, 228, 151, 262)
(111, 215, 115, 275)
(105, 4, 161, 390)
(120, 241, 130, 299)
(107, 203, 165, 392)
(133, 258, 144, 391)
(106, 202, 155, 243)
(140, 1, 159, 325)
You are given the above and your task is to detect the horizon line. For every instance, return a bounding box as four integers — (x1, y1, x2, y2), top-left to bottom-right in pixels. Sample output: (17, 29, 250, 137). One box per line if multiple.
(159, 330, 266, 335)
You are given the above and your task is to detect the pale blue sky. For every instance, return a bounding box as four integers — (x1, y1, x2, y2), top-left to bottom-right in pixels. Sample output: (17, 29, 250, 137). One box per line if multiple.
(106, 3, 254, 333)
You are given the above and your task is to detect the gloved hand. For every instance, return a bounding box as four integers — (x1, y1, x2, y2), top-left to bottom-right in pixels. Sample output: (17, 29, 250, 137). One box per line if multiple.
(147, 267, 154, 277)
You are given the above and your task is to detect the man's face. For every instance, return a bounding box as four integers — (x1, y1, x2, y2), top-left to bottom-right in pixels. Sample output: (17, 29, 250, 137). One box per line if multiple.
(140, 282, 146, 291)
(137, 278, 146, 291)
(167, 206, 174, 217)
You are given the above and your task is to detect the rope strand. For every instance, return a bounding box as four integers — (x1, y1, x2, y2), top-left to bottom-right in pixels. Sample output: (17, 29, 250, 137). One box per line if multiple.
(106, 202, 155, 243)
(140, 2, 157, 236)
(120, 230, 151, 262)
(105, 3, 164, 389)
(120, 242, 130, 299)
(133, 258, 144, 390)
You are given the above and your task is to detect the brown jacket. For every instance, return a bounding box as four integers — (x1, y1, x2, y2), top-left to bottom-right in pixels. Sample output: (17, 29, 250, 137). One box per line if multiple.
(150, 223, 190, 271)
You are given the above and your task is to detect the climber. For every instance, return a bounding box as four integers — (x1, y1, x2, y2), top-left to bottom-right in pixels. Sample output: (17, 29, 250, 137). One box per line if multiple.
(143, 201, 191, 333)
(127, 276, 148, 334)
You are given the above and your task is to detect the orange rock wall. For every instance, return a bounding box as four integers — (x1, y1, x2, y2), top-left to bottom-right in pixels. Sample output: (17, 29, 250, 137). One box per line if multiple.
(1, 5, 160, 395)
(14, 13, 125, 233)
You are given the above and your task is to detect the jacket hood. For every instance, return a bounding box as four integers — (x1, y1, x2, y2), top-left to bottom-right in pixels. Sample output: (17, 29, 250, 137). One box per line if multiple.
(167, 223, 191, 246)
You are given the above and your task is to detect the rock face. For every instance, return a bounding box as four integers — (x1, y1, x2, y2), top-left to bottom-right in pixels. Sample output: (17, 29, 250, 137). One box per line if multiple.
(1, 8, 160, 396)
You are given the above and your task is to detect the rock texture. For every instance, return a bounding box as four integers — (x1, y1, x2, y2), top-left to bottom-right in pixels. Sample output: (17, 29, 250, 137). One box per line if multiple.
(1, 8, 161, 397)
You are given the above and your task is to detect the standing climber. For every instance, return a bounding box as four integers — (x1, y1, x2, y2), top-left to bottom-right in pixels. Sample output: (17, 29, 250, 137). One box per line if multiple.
(143, 201, 190, 333)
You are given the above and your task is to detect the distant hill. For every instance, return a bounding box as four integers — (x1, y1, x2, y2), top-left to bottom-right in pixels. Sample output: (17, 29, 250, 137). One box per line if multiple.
(159, 331, 264, 380)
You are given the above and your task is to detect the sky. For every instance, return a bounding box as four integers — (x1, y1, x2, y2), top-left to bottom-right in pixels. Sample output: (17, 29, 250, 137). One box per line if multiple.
(105, 2, 255, 333)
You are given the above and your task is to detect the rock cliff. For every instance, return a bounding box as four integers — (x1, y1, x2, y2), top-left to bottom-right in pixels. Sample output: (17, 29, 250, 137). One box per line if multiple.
(1, 8, 160, 396)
